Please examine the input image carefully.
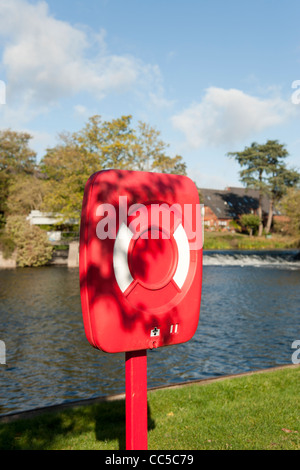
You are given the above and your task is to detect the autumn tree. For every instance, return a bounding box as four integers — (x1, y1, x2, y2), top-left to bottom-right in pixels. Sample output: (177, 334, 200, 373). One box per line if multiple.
(41, 115, 186, 221)
(0, 171, 8, 227)
(131, 121, 186, 174)
(280, 187, 300, 237)
(0, 129, 36, 175)
(0, 130, 44, 220)
(6, 173, 46, 216)
(75, 115, 136, 170)
(228, 140, 299, 235)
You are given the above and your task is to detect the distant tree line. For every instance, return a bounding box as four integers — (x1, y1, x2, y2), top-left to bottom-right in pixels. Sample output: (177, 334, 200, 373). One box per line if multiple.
(0, 116, 299, 265)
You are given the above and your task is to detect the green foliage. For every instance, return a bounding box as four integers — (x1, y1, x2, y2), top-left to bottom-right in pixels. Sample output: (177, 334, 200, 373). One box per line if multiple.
(0, 233, 15, 259)
(6, 174, 45, 216)
(229, 219, 241, 232)
(280, 187, 300, 236)
(227, 140, 292, 195)
(240, 213, 260, 236)
(0, 177, 8, 222)
(0, 129, 36, 176)
(203, 231, 296, 250)
(5, 216, 53, 267)
(0, 129, 39, 223)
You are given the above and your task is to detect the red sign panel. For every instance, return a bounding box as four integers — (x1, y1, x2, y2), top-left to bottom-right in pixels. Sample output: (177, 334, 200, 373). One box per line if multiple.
(79, 169, 203, 353)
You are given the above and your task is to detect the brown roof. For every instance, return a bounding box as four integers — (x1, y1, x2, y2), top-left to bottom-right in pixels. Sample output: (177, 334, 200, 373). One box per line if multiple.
(200, 187, 272, 219)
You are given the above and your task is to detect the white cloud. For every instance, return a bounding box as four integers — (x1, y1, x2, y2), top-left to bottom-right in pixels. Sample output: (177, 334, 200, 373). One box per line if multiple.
(73, 104, 88, 116)
(0, 0, 162, 110)
(171, 87, 295, 149)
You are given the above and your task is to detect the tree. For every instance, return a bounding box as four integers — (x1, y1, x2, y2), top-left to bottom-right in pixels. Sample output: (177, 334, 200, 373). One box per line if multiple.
(265, 165, 299, 234)
(75, 115, 136, 170)
(41, 138, 94, 220)
(0, 130, 38, 222)
(228, 142, 269, 236)
(0, 129, 36, 175)
(131, 121, 186, 174)
(227, 140, 299, 235)
(5, 215, 53, 267)
(240, 214, 260, 236)
(0, 171, 8, 227)
(41, 115, 187, 221)
(6, 174, 45, 215)
(131, 121, 166, 172)
(279, 187, 300, 237)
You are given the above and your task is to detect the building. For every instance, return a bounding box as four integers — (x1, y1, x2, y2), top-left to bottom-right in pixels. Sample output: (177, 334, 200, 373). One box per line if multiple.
(200, 187, 279, 231)
(26, 210, 79, 267)
(26, 210, 77, 242)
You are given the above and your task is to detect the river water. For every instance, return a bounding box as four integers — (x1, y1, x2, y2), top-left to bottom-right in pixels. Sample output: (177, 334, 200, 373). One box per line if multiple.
(0, 250, 299, 416)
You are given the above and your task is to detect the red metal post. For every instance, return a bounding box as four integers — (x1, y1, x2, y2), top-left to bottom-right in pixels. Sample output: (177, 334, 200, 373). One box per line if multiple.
(125, 350, 148, 450)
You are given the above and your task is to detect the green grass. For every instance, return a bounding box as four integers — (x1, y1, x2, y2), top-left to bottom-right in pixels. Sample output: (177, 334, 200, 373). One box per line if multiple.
(0, 366, 299, 450)
(203, 232, 299, 251)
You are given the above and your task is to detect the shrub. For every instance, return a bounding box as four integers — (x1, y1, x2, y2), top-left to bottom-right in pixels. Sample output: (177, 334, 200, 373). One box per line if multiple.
(5, 215, 53, 267)
(240, 214, 260, 236)
(0, 233, 15, 259)
(229, 219, 242, 232)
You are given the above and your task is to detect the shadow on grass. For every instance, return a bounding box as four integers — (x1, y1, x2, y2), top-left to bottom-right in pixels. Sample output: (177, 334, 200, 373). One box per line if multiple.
(0, 399, 155, 450)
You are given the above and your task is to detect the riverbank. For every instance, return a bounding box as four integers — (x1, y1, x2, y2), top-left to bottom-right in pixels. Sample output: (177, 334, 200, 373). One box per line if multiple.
(203, 232, 299, 251)
(0, 365, 299, 450)
(1, 233, 299, 268)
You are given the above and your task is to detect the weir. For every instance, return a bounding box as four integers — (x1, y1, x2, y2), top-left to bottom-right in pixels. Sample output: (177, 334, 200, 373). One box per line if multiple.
(203, 250, 300, 268)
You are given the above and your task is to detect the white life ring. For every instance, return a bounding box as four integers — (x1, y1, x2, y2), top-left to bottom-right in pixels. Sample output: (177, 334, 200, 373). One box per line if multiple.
(112, 203, 192, 313)
(113, 221, 190, 294)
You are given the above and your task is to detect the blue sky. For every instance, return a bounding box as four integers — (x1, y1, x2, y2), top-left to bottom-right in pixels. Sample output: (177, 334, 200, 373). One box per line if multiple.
(0, 0, 299, 188)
